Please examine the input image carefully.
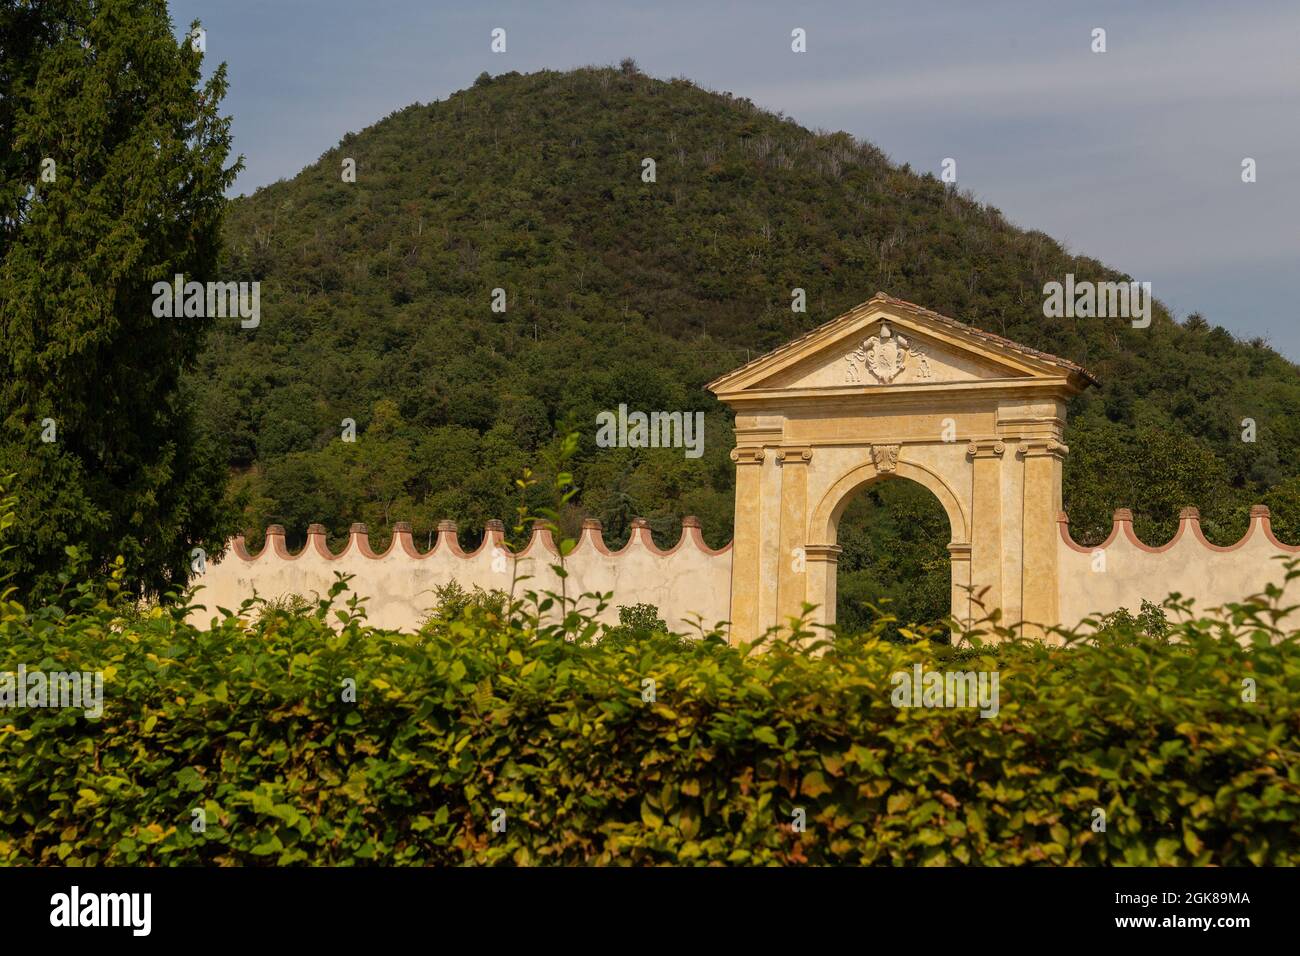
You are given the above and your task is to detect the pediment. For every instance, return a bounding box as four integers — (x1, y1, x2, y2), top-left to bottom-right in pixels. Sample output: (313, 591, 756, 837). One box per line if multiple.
(759, 320, 1018, 390)
(708, 294, 1094, 401)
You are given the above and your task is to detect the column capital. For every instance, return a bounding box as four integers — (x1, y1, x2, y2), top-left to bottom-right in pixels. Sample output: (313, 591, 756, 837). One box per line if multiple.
(965, 439, 1006, 460)
(775, 445, 813, 465)
(729, 446, 766, 464)
(803, 543, 842, 563)
(1017, 438, 1069, 460)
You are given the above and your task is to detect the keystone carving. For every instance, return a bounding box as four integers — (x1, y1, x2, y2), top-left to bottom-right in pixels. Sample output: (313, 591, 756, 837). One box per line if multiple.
(871, 444, 900, 473)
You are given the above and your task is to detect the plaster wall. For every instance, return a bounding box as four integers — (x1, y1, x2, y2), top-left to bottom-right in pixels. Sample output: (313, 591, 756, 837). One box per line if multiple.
(188, 518, 733, 634)
(1058, 507, 1300, 629)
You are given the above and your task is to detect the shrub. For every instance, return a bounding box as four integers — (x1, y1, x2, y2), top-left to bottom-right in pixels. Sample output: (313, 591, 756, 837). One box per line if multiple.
(421, 580, 508, 629)
(252, 592, 315, 625)
(599, 602, 671, 646)
(1095, 599, 1170, 643)
(1, 568, 1298, 865)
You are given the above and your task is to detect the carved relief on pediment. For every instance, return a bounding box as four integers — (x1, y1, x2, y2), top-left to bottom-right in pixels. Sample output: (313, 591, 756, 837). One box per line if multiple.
(844, 322, 932, 384)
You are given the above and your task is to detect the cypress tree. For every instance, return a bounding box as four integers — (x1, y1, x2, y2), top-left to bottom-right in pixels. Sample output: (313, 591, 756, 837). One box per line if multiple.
(0, 0, 241, 599)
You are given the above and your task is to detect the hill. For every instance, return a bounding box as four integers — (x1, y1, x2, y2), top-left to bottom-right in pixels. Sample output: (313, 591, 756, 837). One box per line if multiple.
(195, 64, 1300, 627)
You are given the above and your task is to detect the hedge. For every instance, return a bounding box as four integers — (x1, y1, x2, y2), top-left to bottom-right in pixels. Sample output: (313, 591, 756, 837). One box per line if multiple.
(1, 569, 1299, 866)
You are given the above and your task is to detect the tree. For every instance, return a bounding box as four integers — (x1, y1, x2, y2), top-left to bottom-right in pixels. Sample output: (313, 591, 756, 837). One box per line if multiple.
(0, 0, 241, 599)
(1062, 410, 1239, 546)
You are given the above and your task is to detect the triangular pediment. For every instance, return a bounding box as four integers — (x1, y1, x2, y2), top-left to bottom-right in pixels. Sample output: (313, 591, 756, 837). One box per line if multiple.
(708, 293, 1095, 401)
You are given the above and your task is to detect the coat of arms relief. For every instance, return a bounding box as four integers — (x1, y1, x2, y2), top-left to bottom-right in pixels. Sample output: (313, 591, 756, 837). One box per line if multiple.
(844, 323, 932, 384)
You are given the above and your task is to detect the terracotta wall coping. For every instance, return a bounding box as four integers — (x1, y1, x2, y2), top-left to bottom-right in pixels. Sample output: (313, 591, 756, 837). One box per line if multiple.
(224, 517, 733, 562)
(1057, 506, 1298, 554)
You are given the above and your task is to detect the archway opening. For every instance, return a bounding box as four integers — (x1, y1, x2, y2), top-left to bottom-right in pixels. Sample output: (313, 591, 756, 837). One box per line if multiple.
(834, 476, 953, 641)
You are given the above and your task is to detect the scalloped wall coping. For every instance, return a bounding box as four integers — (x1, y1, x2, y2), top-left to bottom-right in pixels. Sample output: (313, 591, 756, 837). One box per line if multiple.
(227, 517, 734, 562)
(1057, 506, 1299, 554)
(236, 509, 1296, 561)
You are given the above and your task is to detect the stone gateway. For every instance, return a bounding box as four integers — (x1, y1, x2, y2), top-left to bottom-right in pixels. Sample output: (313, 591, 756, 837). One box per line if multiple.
(708, 292, 1092, 642)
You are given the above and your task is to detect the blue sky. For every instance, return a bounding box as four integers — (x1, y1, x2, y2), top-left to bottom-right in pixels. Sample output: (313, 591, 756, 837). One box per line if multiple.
(170, 0, 1300, 358)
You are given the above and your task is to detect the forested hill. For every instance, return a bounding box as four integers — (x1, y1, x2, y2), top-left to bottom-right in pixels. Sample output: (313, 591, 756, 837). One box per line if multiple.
(196, 64, 1300, 570)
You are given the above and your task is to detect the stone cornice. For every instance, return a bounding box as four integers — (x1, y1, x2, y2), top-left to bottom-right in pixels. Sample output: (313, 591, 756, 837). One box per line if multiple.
(716, 376, 1081, 409)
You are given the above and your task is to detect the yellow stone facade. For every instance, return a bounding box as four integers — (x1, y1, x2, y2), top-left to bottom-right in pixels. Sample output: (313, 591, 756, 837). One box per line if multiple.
(709, 293, 1094, 642)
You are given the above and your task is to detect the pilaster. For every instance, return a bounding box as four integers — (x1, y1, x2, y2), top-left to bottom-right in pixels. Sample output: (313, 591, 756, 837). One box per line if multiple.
(727, 444, 765, 643)
(966, 440, 1006, 625)
(775, 445, 813, 628)
(1019, 438, 1068, 638)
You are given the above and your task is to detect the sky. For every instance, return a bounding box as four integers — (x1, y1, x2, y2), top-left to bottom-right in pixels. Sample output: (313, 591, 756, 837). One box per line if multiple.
(170, 0, 1300, 358)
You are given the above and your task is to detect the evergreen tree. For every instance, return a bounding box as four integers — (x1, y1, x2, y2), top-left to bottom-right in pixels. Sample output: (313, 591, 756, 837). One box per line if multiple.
(0, 0, 241, 598)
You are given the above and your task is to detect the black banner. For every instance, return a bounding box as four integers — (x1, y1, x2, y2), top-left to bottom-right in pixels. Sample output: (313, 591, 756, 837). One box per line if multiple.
(0, 865, 1283, 942)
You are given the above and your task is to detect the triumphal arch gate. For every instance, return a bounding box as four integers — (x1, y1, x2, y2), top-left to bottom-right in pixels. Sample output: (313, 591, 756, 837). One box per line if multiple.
(709, 293, 1094, 642)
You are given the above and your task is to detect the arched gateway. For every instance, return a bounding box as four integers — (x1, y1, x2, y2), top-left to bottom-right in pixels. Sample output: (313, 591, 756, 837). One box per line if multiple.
(708, 293, 1096, 641)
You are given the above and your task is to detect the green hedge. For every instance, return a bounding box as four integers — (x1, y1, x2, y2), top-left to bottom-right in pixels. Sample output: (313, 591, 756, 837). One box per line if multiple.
(2, 572, 1299, 865)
